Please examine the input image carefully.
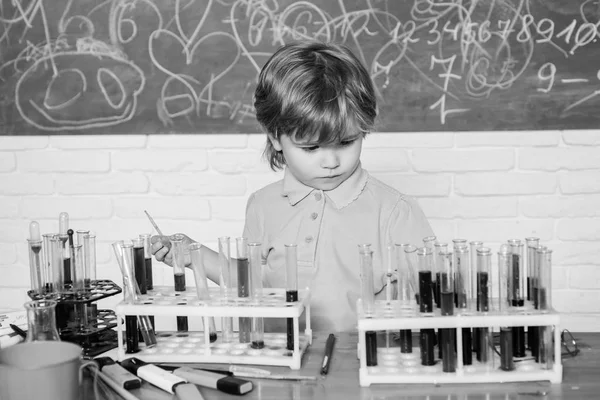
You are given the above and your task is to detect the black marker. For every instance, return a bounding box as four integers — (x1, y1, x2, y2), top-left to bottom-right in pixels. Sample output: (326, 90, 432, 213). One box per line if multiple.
(320, 333, 336, 375)
(95, 357, 141, 389)
(9, 324, 26, 339)
(120, 358, 203, 400)
(170, 366, 253, 395)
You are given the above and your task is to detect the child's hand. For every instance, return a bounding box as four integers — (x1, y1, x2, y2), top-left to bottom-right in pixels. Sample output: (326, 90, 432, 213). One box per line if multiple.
(150, 233, 193, 268)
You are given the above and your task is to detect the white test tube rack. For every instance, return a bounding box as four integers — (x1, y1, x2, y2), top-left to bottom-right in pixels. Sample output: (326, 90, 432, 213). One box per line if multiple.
(356, 299, 562, 387)
(115, 286, 312, 369)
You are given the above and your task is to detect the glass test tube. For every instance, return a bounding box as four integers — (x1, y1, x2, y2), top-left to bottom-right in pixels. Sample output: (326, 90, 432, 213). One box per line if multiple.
(434, 242, 448, 309)
(525, 237, 540, 302)
(140, 234, 153, 291)
(171, 234, 188, 332)
(359, 244, 375, 315)
(537, 247, 553, 369)
(397, 244, 416, 353)
(28, 221, 43, 296)
(384, 243, 395, 349)
(476, 247, 494, 369)
(508, 240, 526, 357)
(58, 213, 71, 285)
(248, 242, 264, 349)
(469, 240, 483, 356)
(49, 236, 64, 295)
(285, 243, 299, 351)
(189, 243, 217, 343)
(440, 250, 456, 373)
(236, 237, 251, 344)
(498, 245, 514, 371)
(87, 234, 97, 283)
(42, 233, 56, 295)
(218, 236, 234, 342)
(416, 246, 435, 366)
(454, 245, 472, 365)
(113, 241, 157, 349)
(422, 236, 437, 305)
(71, 243, 85, 295)
(84, 233, 98, 321)
(76, 230, 90, 288)
(132, 238, 147, 295)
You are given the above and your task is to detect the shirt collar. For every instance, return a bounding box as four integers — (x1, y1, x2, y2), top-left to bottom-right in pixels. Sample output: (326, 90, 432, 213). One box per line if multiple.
(281, 164, 368, 209)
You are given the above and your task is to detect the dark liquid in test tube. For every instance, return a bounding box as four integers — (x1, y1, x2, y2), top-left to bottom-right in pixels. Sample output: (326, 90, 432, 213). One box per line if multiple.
(286, 289, 298, 350)
(399, 330, 412, 353)
(134, 246, 146, 295)
(462, 328, 472, 365)
(237, 258, 251, 343)
(420, 329, 435, 366)
(477, 272, 489, 312)
(145, 257, 153, 290)
(500, 327, 515, 371)
(251, 340, 264, 349)
(441, 328, 456, 372)
(419, 271, 433, 313)
(174, 273, 188, 331)
(63, 257, 71, 284)
(434, 272, 441, 308)
(125, 315, 139, 353)
(365, 331, 378, 366)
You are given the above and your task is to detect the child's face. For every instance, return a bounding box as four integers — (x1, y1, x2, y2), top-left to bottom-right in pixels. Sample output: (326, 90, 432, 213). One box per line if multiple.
(269, 133, 363, 191)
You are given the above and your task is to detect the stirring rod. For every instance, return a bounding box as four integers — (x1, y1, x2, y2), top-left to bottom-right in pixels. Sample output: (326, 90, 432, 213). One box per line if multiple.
(144, 210, 163, 235)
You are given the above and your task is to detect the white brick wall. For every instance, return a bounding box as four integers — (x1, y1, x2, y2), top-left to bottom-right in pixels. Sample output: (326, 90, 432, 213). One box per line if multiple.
(1, 131, 599, 331)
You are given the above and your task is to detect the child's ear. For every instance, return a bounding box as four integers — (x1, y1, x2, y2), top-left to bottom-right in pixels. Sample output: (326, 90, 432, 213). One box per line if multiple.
(268, 133, 283, 152)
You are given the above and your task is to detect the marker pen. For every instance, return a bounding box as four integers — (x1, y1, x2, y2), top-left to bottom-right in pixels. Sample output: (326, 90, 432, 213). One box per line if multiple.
(170, 367, 253, 395)
(120, 358, 204, 400)
(95, 357, 141, 389)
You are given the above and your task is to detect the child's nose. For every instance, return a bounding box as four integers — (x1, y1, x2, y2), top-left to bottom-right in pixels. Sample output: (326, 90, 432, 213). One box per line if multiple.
(320, 149, 340, 169)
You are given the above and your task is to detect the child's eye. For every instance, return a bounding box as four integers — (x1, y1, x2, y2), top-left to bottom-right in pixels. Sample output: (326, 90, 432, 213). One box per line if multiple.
(301, 146, 319, 152)
(340, 139, 356, 147)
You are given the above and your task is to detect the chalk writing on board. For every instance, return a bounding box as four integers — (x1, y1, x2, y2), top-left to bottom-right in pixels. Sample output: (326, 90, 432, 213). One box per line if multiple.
(1, 0, 600, 134)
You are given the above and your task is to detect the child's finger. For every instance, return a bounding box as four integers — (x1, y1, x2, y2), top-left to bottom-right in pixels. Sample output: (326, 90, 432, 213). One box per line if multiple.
(154, 246, 170, 263)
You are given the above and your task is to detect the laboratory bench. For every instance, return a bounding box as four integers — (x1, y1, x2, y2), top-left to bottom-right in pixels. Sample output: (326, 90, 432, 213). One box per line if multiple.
(84, 331, 597, 400)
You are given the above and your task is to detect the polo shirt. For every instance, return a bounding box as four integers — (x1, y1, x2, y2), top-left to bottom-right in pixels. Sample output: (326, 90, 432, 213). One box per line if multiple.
(242, 164, 434, 332)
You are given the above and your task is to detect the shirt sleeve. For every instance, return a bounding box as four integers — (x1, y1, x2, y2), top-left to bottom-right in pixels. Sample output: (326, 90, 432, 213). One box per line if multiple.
(242, 192, 262, 243)
(386, 195, 435, 247)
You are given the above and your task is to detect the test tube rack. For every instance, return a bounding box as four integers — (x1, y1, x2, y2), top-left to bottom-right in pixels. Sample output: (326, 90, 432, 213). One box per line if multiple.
(356, 299, 561, 387)
(114, 286, 312, 369)
(27, 279, 122, 354)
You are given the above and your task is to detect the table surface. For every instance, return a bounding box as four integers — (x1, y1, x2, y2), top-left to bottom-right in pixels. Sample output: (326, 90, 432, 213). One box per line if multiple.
(85, 331, 596, 400)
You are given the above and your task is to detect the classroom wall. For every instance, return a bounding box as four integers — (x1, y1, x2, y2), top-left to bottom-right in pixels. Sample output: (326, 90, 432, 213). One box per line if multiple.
(1, 131, 599, 331)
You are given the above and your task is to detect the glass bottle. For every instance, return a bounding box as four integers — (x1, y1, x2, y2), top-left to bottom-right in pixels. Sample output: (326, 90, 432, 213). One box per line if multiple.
(24, 300, 61, 342)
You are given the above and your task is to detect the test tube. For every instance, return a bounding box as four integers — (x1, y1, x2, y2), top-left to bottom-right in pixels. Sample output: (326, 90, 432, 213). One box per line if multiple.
(49, 236, 64, 295)
(476, 247, 494, 369)
(189, 242, 217, 343)
(384, 243, 395, 349)
(498, 244, 514, 371)
(171, 234, 188, 332)
(416, 246, 435, 366)
(422, 236, 437, 306)
(218, 236, 234, 342)
(526, 238, 540, 358)
(358, 244, 375, 316)
(84, 233, 98, 322)
(525, 237, 540, 302)
(58, 212, 71, 285)
(28, 221, 43, 296)
(42, 233, 56, 294)
(140, 234, 153, 291)
(236, 237, 251, 344)
(248, 242, 264, 349)
(397, 243, 416, 353)
(132, 238, 147, 295)
(453, 245, 472, 365)
(470, 240, 483, 356)
(537, 247, 553, 369)
(112, 241, 157, 349)
(285, 243, 298, 351)
(76, 230, 90, 288)
(508, 239, 526, 357)
(68, 229, 85, 295)
(440, 250, 456, 373)
(434, 242, 448, 309)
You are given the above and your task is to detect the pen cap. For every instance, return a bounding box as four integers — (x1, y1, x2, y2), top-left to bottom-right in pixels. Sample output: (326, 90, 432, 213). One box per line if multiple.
(121, 358, 185, 394)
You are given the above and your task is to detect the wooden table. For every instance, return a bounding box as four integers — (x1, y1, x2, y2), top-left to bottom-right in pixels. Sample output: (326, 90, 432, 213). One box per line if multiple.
(85, 332, 596, 400)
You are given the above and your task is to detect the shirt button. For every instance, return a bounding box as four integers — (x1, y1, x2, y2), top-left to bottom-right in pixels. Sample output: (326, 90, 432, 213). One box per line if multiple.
(314, 192, 322, 201)
(305, 236, 313, 243)
(311, 212, 318, 220)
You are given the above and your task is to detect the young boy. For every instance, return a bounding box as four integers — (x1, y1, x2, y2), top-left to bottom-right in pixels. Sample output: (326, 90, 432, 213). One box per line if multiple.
(151, 40, 434, 332)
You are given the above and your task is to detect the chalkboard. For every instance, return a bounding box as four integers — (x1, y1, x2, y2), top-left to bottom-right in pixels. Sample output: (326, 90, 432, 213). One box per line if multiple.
(2, 0, 600, 134)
